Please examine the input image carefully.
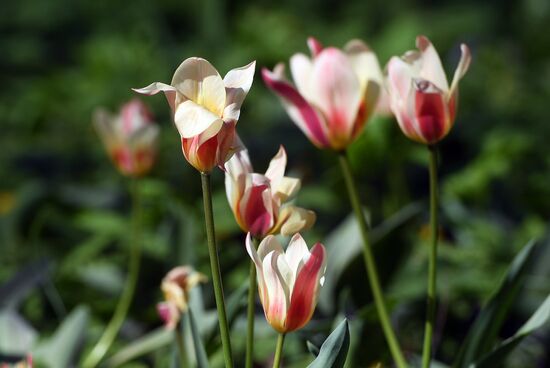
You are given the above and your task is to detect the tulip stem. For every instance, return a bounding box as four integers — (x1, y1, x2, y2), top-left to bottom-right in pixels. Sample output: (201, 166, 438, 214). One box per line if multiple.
(175, 318, 190, 368)
(200, 172, 234, 368)
(421, 146, 439, 368)
(273, 333, 286, 368)
(83, 178, 142, 368)
(338, 151, 408, 368)
(245, 237, 260, 368)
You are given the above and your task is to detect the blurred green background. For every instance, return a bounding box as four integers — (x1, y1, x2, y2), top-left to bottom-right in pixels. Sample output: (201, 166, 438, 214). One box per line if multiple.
(1, 0, 550, 366)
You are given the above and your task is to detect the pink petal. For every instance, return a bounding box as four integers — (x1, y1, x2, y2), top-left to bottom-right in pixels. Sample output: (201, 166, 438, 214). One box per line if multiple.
(120, 99, 153, 136)
(307, 37, 323, 57)
(413, 79, 450, 144)
(416, 35, 449, 92)
(310, 48, 362, 144)
(285, 243, 326, 332)
(241, 176, 274, 237)
(262, 67, 330, 148)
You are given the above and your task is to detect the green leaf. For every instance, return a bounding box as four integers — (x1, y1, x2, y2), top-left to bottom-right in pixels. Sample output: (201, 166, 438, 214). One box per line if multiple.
(105, 328, 173, 367)
(453, 239, 538, 368)
(307, 319, 350, 368)
(306, 341, 320, 357)
(32, 306, 89, 368)
(188, 308, 209, 368)
(0, 259, 50, 309)
(0, 309, 38, 354)
(470, 294, 550, 368)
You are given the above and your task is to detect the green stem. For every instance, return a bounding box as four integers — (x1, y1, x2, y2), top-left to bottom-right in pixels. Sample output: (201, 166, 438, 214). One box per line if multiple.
(421, 146, 439, 368)
(176, 318, 190, 368)
(272, 333, 286, 368)
(83, 179, 142, 368)
(245, 237, 259, 368)
(200, 172, 234, 368)
(337, 151, 407, 368)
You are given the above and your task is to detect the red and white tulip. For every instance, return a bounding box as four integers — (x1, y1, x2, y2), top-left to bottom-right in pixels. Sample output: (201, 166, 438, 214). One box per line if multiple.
(157, 266, 207, 330)
(134, 58, 256, 172)
(225, 145, 315, 238)
(262, 37, 383, 151)
(246, 233, 326, 333)
(386, 36, 471, 144)
(93, 99, 159, 177)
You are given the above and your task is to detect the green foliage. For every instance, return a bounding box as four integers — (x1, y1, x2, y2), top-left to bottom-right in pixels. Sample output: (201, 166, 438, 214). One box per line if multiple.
(307, 319, 350, 368)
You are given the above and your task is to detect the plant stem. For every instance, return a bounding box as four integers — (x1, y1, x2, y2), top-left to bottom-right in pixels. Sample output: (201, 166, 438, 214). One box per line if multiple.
(200, 172, 234, 368)
(337, 151, 407, 368)
(272, 333, 286, 368)
(83, 179, 142, 368)
(245, 237, 259, 368)
(421, 146, 439, 368)
(176, 318, 190, 368)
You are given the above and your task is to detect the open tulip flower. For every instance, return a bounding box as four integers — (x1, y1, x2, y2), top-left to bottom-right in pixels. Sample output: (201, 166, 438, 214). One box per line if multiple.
(93, 99, 159, 177)
(386, 35, 471, 145)
(262, 37, 383, 151)
(134, 58, 256, 172)
(246, 233, 327, 333)
(225, 145, 316, 238)
(157, 266, 207, 330)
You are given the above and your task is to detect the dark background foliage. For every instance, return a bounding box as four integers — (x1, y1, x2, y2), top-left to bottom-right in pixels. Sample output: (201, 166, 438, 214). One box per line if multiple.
(1, 0, 549, 366)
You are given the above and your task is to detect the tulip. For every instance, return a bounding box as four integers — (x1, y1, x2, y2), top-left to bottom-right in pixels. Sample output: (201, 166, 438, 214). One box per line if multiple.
(262, 37, 383, 151)
(386, 35, 471, 145)
(225, 145, 316, 238)
(134, 58, 256, 172)
(246, 233, 326, 333)
(93, 99, 159, 177)
(157, 266, 207, 330)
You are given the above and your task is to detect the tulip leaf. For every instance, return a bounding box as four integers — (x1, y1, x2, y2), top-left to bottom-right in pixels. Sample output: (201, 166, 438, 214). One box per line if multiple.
(32, 306, 89, 368)
(307, 319, 350, 368)
(453, 239, 538, 368)
(306, 340, 320, 357)
(105, 328, 173, 367)
(188, 308, 209, 368)
(0, 309, 38, 354)
(0, 259, 51, 310)
(470, 294, 550, 368)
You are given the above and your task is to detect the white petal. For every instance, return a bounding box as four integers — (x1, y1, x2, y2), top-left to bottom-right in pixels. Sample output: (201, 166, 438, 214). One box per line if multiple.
(416, 36, 449, 92)
(174, 100, 223, 138)
(284, 233, 310, 275)
(264, 145, 287, 187)
(223, 61, 256, 122)
(289, 53, 315, 103)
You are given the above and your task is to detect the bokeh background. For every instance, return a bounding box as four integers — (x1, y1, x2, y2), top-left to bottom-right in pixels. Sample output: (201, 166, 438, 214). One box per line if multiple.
(1, 0, 550, 366)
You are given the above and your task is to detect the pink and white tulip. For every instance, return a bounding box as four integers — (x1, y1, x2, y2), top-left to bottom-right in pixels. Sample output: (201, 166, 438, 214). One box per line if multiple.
(134, 58, 256, 172)
(225, 146, 315, 238)
(93, 99, 159, 177)
(157, 266, 207, 330)
(246, 233, 326, 333)
(262, 37, 383, 151)
(386, 36, 471, 145)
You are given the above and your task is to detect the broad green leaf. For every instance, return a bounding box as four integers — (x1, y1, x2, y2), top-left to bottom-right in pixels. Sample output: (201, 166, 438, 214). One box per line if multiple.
(0, 259, 50, 309)
(188, 308, 209, 368)
(105, 328, 173, 367)
(453, 239, 538, 368)
(306, 341, 320, 357)
(0, 309, 38, 354)
(32, 306, 89, 368)
(307, 319, 350, 368)
(470, 294, 550, 368)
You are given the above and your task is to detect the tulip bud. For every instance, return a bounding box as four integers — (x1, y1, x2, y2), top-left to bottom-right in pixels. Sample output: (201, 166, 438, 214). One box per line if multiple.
(225, 146, 316, 238)
(262, 37, 383, 151)
(134, 58, 256, 172)
(246, 233, 326, 333)
(157, 266, 207, 330)
(93, 99, 159, 177)
(386, 36, 471, 145)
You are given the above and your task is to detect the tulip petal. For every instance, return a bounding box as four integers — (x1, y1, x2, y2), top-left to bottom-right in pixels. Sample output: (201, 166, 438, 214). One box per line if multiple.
(412, 79, 450, 144)
(289, 53, 315, 103)
(240, 174, 274, 237)
(171, 57, 226, 117)
(272, 176, 301, 204)
(264, 145, 287, 187)
(128, 124, 160, 150)
(93, 108, 118, 150)
(416, 35, 449, 92)
(284, 233, 310, 275)
(344, 39, 383, 90)
(174, 100, 224, 138)
(157, 301, 180, 330)
(449, 43, 471, 105)
(278, 206, 316, 236)
(262, 66, 330, 148)
(311, 47, 362, 142)
(307, 37, 323, 57)
(224, 149, 252, 216)
(262, 251, 288, 332)
(285, 242, 326, 332)
(257, 235, 285, 260)
(133, 82, 178, 113)
(223, 61, 256, 122)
